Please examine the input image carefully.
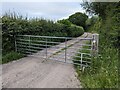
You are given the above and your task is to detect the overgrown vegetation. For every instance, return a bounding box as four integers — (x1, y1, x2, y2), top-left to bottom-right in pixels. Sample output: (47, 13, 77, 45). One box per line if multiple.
(2, 51, 24, 64)
(75, 1, 119, 88)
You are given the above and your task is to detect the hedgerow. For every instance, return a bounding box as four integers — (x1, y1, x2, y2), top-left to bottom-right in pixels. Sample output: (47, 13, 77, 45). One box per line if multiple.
(2, 13, 84, 56)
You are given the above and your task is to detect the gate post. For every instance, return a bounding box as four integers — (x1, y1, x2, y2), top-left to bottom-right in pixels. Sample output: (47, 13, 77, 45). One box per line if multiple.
(46, 38, 47, 60)
(80, 53, 83, 68)
(91, 33, 99, 56)
(65, 38, 67, 62)
(15, 35, 17, 52)
(29, 35, 31, 55)
(13, 29, 17, 52)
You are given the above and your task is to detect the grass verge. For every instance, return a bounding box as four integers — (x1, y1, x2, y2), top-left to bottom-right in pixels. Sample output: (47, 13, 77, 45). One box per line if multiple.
(74, 38, 118, 88)
(2, 51, 25, 64)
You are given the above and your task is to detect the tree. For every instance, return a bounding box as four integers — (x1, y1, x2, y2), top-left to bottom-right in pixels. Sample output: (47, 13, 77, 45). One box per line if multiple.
(81, 1, 118, 19)
(86, 16, 98, 29)
(68, 12, 88, 29)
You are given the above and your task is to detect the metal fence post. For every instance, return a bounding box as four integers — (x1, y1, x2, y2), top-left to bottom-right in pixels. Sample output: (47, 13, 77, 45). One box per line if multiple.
(15, 35, 17, 52)
(46, 38, 47, 60)
(81, 53, 83, 69)
(65, 38, 67, 62)
(92, 33, 99, 56)
(29, 35, 31, 55)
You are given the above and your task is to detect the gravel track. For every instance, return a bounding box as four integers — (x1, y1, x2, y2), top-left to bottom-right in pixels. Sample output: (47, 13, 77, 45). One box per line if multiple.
(2, 33, 92, 88)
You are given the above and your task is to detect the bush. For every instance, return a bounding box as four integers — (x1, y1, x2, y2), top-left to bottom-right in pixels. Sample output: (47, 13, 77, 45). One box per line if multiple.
(2, 51, 24, 64)
(68, 25, 84, 37)
(86, 16, 99, 31)
(68, 12, 88, 29)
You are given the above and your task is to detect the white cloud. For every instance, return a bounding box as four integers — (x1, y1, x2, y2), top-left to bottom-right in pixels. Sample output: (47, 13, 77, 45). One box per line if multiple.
(2, 2, 85, 21)
(1, 0, 119, 2)
(1, 0, 83, 2)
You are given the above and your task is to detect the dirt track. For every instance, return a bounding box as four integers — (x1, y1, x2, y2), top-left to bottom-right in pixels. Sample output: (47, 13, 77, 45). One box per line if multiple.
(2, 33, 92, 88)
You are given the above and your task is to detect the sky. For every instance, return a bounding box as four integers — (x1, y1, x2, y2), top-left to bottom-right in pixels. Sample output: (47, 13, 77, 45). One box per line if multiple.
(1, 1, 86, 21)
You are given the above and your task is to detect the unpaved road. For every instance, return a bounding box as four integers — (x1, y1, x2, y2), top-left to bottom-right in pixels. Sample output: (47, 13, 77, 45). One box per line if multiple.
(2, 33, 92, 88)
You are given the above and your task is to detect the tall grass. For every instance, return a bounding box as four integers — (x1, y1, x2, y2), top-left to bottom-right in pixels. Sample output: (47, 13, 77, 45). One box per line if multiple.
(76, 42, 118, 88)
(2, 51, 24, 64)
(75, 16, 118, 88)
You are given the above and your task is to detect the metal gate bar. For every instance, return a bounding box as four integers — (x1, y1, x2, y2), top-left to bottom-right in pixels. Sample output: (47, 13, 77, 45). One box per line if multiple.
(15, 34, 99, 68)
